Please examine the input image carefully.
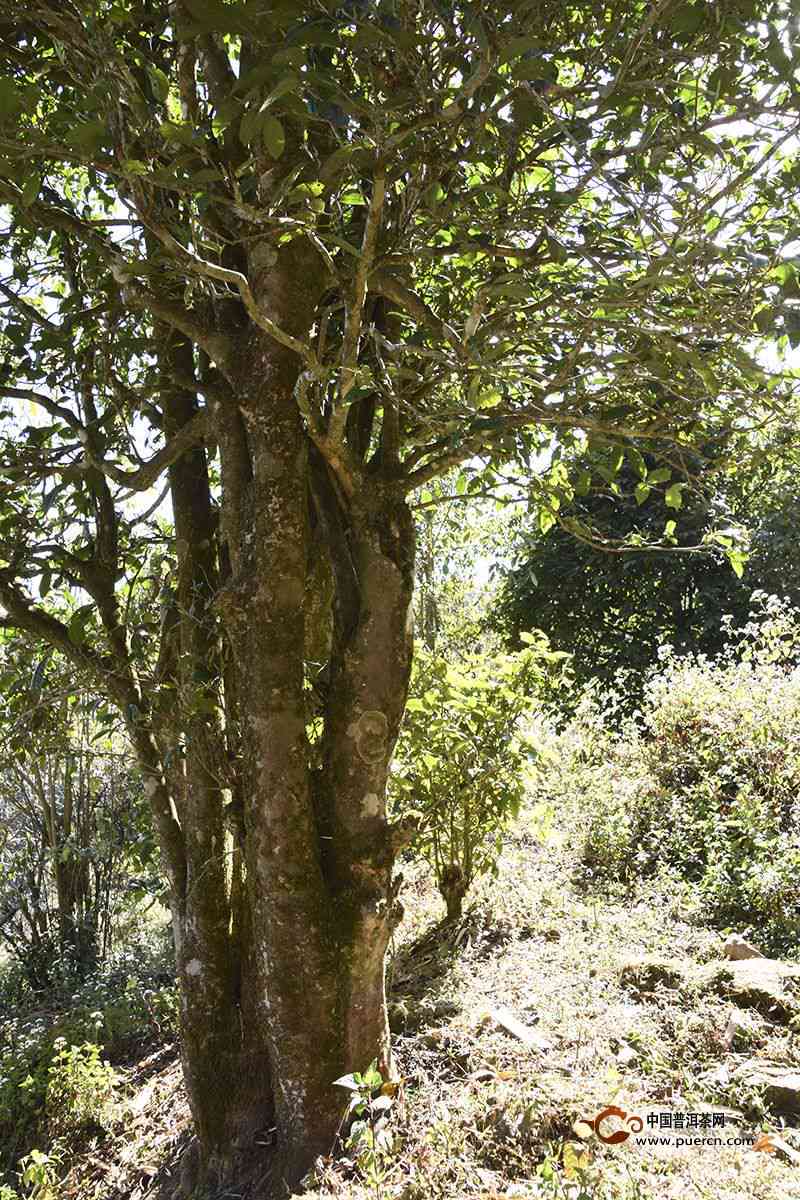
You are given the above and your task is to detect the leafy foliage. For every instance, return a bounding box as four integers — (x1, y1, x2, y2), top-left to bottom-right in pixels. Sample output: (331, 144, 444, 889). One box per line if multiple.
(0, 936, 175, 1180)
(0, 0, 799, 661)
(0, 643, 157, 987)
(493, 466, 800, 702)
(537, 596, 800, 951)
(333, 1063, 397, 1193)
(44, 1041, 116, 1139)
(392, 638, 564, 918)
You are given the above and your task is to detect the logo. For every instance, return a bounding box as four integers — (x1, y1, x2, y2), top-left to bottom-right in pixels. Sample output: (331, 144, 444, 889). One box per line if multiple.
(577, 1105, 768, 1151)
(581, 1106, 644, 1145)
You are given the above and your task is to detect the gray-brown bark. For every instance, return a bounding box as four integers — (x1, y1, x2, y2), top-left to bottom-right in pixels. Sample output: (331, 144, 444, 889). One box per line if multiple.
(145, 242, 417, 1193)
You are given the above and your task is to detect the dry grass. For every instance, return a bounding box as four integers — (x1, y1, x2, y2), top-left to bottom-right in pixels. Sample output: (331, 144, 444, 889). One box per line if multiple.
(59, 810, 800, 1200)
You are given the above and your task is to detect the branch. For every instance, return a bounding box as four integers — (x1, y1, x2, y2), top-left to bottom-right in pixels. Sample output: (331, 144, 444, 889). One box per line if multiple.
(401, 406, 670, 491)
(368, 270, 466, 360)
(0, 281, 58, 332)
(196, 33, 238, 106)
(0, 387, 86, 434)
(117, 271, 235, 369)
(295, 371, 359, 498)
(89, 407, 210, 492)
(333, 160, 386, 441)
(0, 576, 109, 681)
(0, 179, 118, 264)
(384, 46, 493, 153)
(138, 217, 322, 372)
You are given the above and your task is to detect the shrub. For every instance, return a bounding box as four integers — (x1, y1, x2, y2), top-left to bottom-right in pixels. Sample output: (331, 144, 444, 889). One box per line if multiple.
(0, 933, 176, 1177)
(537, 597, 800, 952)
(45, 1041, 116, 1138)
(17, 1148, 59, 1200)
(391, 636, 566, 919)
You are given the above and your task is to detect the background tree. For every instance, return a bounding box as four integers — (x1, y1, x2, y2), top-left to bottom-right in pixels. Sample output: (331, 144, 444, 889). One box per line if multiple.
(0, 1, 799, 1191)
(0, 641, 151, 986)
(413, 478, 510, 654)
(492, 447, 800, 699)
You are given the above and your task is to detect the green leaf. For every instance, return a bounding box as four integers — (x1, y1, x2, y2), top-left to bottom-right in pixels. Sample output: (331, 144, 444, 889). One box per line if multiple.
(147, 66, 170, 103)
(332, 1073, 361, 1091)
(159, 121, 197, 147)
(183, 0, 250, 34)
(20, 173, 40, 207)
(486, 281, 532, 300)
(546, 235, 567, 264)
(627, 447, 647, 479)
(670, 4, 704, 36)
(67, 604, 94, 646)
(190, 167, 223, 184)
(728, 549, 746, 578)
(539, 509, 557, 534)
(498, 36, 546, 63)
(262, 73, 300, 108)
(239, 107, 262, 147)
(262, 115, 285, 159)
(0, 78, 23, 120)
(477, 387, 502, 408)
(665, 483, 684, 510)
(67, 120, 108, 155)
(634, 482, 651, 505)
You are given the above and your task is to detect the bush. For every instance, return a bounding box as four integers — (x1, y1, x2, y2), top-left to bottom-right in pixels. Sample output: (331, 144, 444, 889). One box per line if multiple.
(537, 597, 800, 952)
(0, 933, 176, 1176)
(45, 1041, 115, 1138)
(391, 636, 565, 919)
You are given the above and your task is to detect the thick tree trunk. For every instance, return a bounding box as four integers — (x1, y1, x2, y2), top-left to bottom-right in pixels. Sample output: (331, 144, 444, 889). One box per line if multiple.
(133, 246, 416, 1194)
(211, 335, 413, 1187)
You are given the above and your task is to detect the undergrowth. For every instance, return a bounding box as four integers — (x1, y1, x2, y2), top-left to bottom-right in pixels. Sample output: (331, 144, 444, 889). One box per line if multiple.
(0, 928, 176, 1194)
(534, 596, 800, 954)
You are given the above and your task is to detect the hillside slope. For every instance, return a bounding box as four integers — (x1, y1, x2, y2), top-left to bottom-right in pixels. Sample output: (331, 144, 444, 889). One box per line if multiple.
(61, 815, 800, 1200)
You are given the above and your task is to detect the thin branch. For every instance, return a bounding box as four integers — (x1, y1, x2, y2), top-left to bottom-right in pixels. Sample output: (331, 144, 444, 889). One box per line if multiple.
(368, 270, 466, 360)
(384, 46, 493, 153)
(333, 160, 387, 441)
(89, 407, 210, 492)
(0, 281, 58, 332)
(0, 387, 86, 433)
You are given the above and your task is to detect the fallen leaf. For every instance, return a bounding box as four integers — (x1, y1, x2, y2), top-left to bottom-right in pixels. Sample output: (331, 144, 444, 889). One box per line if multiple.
(487, 1006, 552, 1052)
(754, 1133, 800, 1164)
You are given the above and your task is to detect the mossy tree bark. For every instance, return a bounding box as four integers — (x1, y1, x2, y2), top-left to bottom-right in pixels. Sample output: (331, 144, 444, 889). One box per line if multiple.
(136, 250, 417, 1193)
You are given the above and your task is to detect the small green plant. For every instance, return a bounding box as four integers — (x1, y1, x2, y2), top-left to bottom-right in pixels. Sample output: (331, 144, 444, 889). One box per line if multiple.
(334, 1063, 397, 1199)
(17, 1148, 60, 1200)
(45, 1040, 116, 1138)
(392, 637, 565, 919)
